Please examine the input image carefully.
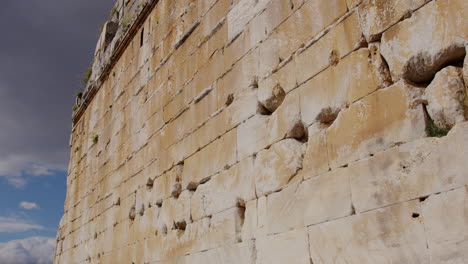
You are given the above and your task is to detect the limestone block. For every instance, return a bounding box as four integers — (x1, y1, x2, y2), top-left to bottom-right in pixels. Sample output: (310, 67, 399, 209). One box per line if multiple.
(267, 89, 304, 144)
(194, 208, 244, 253)
(308, 200, 429, 263)
(191, 157, 256, 221)
(150, 164, 183, 203)
(358, 0, 426, 42)
(257, 82, 286, 113)
(259, 59, 296, 96)
(422, 187, 468, 264)
(241, 199, 257, 241)
(295, 12, 363, 85)
(302, 124, 329, 178)
(237, 115, 269, 160)
(349, 121, 468, 212)
(176, 240, 255, 264)
(226, 88, 258, 129)
(258, 0, 348, 75)
(300, 48, 385, 126)
(267, 168, 352, 235)
(249, 0, 296, 42)
(254, 139, 306, 197)
(227, 0, 272, 42)
(423, 66, 466, 130)
(256, 229, 311, 264)
(346, 0, 363, 9)
(182, 128, 237, 188)
(257, 196, 268, 237)
(326, 80, 426, 169)
(159, 191, 191, 229)
(381, 0, 468, 83)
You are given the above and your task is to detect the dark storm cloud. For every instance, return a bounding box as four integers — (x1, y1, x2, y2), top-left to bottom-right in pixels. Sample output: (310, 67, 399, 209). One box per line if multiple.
(0, 0, 115, 186)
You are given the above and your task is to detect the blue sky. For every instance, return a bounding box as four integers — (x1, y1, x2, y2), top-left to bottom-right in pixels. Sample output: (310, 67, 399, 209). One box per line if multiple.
(0, 0, 115, 263)
(0, 171, 66, 243)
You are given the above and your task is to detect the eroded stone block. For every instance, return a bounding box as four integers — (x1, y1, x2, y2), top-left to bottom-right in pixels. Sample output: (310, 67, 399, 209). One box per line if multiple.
(326, 80, 426, 169)
(191, 157, 256, 221)
(358, 0, 426, 42)
(423, 66, 466, 130)
(257, 229, 310, 264)
(422, 187, 468, 264)
(300, 48, 386, 126)
(267, 168, 353, 235)
(308, 200, 429, 263)
(381, 0, 468, 83)
(254, 139, 305, 197)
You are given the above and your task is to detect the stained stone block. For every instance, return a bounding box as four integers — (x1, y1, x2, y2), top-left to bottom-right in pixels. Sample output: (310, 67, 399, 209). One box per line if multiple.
(381, 0, 468, 83)
(308, 200, 430, 263)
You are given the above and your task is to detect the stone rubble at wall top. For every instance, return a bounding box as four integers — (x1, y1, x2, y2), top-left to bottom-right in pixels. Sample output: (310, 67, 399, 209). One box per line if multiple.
(56, 0, 468, 263)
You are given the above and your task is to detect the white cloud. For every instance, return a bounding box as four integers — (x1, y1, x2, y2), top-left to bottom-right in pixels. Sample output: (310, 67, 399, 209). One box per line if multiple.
(6, 177, 27, 188)
(0, 153, 67, 188)
(20, 202, 39, 210)
(0, 236, 55, 264)
(0, 217, 44, 233)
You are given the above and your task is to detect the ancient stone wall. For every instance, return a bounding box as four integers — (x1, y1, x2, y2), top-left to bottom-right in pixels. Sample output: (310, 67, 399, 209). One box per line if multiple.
(55, 0, 468, 263)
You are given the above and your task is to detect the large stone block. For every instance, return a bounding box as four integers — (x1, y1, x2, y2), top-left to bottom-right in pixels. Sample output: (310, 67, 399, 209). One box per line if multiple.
(381, 0, 468, 83)
(358, 0, 426, 42)
(176, 240, 255, 264)
(182, 128, 237, 188)
(423, 66, 466, 130)
(254, 139, 306, 197)
(266, 167, 352, 235)
(227, 0, 272, 42)
(237, 115, 270, 160)
(267, 89, 304, 144)
(308, 200, 429, 263)
(256, 229, 311, 264)
(300, 48, 388, 126)
(350, 121, 468, 212)
(191, 157, 256, 221)
(295, 12, 363, 85)
(421, 187, 468, 264)
(302, 124, 329, 178)
(326, 80, 426, 169)
(258, 0, 348, 75)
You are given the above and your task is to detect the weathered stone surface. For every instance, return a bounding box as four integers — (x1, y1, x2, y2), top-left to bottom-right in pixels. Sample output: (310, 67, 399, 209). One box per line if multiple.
(257, 229, 310, 264)
(464, 47, 468, 87)
(295, 12, 363, 85)
(267, 167, 352, 235)
(254, 139, 305, 197)
(381, 0, 468, 83)
(237, 115, 269, 160)
(58, 0, 468, 262)
(423, 66, 466, 130)
(346, 0, 363, 9)
(358, 0, 426, 42)
(300, 48, 386, 126)
(258, 0, 348, 76)
(302, 124, 329, 178)
(350, 122, 468, 212)
(182, 128, 237, 188)
(326, 80, 426, 168)
(176, 240, 255, 264)
(308, 200, 429, 263)
(421, 187, 468, 264)
(267, 89, 305, 144)
(257, 83, 286, 113)
(191, 157, 256, 221)
(227, 0, 272, 42)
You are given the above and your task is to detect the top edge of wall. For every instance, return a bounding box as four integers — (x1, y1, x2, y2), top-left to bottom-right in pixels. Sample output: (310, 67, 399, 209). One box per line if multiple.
(72, 0, 159, 125)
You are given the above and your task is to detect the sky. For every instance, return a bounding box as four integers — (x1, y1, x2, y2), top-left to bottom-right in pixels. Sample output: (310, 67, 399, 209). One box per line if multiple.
(0, 0, 115, 263)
